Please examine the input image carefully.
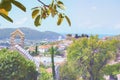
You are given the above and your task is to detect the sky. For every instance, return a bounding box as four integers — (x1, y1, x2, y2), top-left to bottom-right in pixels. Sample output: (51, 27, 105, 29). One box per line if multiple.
(0, 0, 120, 35)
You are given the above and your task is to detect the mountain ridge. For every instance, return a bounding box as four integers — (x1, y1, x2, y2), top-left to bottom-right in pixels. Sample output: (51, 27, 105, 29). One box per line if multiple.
(0, 27, 64, 40)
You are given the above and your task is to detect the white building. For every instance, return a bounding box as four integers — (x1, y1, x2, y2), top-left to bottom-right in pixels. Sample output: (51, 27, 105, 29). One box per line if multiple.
(38, 45, 51, 53)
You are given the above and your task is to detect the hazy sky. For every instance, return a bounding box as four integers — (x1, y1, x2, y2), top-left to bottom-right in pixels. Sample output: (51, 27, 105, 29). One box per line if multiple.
(0, 0, 120, 35)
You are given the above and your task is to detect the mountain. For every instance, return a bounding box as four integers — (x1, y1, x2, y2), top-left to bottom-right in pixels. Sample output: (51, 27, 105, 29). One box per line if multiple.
(0, 27, 64, 40)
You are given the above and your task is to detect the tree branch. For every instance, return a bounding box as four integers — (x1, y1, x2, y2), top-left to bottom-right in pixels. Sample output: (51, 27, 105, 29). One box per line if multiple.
(37, 0, 49, 7)
(98, 58, 107, 72)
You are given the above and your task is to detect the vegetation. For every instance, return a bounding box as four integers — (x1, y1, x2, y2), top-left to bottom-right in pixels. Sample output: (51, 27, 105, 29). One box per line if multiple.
(66, 36, 119, 80)
(49, 46, 56, 80)
(38, 68, 52, 80)
(35, 45, 38, 54)
(42, 46, 60, 80)
(0, 0, 71, 26)
(59, 62, 78, 80)
(0, 49, 37, 80)
(29, 51, 39, 56)
(0, 0, 26, 22)
(103, 63, 120, 77)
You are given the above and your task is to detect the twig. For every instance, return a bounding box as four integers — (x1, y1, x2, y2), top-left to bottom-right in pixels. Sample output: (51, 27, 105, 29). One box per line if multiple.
(37, 0, 49, 7)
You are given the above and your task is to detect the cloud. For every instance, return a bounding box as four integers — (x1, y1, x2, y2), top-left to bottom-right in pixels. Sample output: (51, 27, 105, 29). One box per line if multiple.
(91, 6, 97, 11)
(14, 17, 28, 25)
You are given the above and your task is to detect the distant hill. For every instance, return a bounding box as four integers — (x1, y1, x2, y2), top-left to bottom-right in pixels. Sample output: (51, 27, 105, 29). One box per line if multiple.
(0, 27, 64, 40)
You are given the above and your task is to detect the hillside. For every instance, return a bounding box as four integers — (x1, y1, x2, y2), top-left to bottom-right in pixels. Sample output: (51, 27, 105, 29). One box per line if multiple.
(0, 27, 64, 40)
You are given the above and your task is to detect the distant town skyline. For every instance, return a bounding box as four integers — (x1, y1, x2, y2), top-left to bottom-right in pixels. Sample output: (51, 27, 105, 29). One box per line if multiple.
(0, 0, 120, 35)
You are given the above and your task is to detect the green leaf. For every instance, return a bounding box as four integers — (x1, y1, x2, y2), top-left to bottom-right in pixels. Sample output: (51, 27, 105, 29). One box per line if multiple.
(34, 15, 41, 27)
(53, 4, 57, 10)
(51, 0, 54, 7)
(65, 15, 71, 26)
(57, 1, 64, 5)
(57, 15, 64, 26)
(51, 8, 56, 17)
(57, 1, 66, 10)
(0, 13, 13, 22)
(1, 1, 12, 11)
(12, 0, 26, 12)
(59, 13, 62, 18)
(32, 9, 39, 19)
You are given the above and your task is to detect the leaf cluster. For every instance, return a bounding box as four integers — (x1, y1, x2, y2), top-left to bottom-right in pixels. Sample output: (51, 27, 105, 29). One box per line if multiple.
(0, 0, 26, 22)
(32, 0, 71, 26)
(0, 0, 71, 27)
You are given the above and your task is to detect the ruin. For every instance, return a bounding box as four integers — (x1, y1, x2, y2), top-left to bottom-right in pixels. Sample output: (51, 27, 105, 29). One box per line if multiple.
(10, 29, 24, 47)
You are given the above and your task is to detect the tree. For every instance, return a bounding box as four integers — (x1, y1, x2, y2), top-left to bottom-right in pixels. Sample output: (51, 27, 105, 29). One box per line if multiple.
(49, 46, 56, 80)
(0, 0, 71, 26)
(47, 46, 60, 80)
(0, 49, 37, 80)
(38, 67, 52, 80)
(35, 44, 38, 55)
(67, 36, 119, 80)
(59, 62, 78, 80)
(103, 63, 120, 79)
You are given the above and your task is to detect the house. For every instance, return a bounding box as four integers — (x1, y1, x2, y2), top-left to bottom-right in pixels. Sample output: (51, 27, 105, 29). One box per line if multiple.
(27, 46, 35, 52)
(38, 45, 51, 53)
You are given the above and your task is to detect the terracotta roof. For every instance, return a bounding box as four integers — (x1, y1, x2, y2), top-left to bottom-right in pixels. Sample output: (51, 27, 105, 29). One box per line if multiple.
(39, 45, 51, 49)
(28, 47, 35, 51)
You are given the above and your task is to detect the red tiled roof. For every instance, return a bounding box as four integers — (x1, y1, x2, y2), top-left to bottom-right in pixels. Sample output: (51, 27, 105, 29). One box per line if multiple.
(39, 45, 51, 49)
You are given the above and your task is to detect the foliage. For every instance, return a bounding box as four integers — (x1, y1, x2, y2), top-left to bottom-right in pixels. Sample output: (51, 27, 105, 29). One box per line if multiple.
(67, 36, 119, 80)
(0, 0, 71, 27)
(0, 49, 37, 80)
(0, 0, 26, 22)
(103, 63, 120, 75)
(32, 0, 71, 26)
(59, 62, 78, 80)
(29, 51, 39, 56)
(35, 45, 38, 54)
(38, 67, 52, 80)
(45, 46, 61, 80)
(49, 46, 56, 80)
(30, 45, 39, 56)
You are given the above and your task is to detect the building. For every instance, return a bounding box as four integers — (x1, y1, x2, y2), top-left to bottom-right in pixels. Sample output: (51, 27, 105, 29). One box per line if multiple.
(38, 45, 51, 53)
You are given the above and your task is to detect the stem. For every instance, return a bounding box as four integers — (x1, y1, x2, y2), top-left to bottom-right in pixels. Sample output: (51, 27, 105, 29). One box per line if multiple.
(37, 0, 49, 7)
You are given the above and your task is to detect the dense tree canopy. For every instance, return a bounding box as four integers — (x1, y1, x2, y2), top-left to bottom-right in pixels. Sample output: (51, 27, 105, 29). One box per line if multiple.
(59, 62, 78, 80)
(103, 63, 120, 76)
(0, 0, 71, 26)
(0, 49, 37, 80)
(67, 36, 119, 80)
(38, 68, 52, 80)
